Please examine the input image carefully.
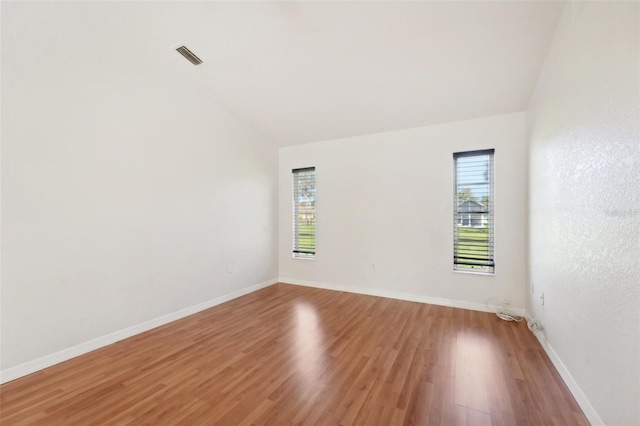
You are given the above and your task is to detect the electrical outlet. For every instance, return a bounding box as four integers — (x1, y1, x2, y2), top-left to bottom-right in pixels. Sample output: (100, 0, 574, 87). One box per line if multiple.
(227, 263, 233, 273)
(540, 292, 545, 306)
(371, 263, 376, 271)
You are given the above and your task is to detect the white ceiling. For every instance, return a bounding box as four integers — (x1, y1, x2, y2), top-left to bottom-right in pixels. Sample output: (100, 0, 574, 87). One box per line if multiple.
(5, 1, 565, 146)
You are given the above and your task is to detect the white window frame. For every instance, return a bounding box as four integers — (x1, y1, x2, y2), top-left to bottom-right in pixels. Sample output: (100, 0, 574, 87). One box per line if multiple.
(453, 149, 495, 274)
(292, 167, 316, 260)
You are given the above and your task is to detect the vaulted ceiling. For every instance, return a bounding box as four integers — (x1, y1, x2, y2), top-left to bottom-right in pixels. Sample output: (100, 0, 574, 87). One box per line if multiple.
(5, 1, 565, 146)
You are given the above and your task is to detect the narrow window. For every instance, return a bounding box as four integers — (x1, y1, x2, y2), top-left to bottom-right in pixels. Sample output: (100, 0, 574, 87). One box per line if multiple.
(454, 150, 494, 273)
(292, 167, 316, 259)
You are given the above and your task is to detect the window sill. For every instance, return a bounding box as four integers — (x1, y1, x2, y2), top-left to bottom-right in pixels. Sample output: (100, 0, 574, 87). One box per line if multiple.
(293, 256, 315, 261)
(453, 269, 494, 276)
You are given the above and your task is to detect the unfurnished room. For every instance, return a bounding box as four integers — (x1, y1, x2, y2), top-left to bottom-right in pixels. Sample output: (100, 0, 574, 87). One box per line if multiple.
(1, 1, 638, 425)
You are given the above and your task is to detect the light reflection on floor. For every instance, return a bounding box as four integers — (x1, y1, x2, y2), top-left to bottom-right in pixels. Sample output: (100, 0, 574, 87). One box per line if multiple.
(454, 328, 499, 413)
(293, 302, 327, 391)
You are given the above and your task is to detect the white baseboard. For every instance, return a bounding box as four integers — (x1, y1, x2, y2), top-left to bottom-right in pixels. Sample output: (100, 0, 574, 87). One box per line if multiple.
(532, 330, 602, 426)
(3, 278, 599, 425)
(278, 277, 525, 317)
(0, 279, 277, 384)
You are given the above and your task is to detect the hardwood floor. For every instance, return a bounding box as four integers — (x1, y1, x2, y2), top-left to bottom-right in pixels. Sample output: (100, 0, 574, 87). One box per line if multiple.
(0, 283, 588, 425)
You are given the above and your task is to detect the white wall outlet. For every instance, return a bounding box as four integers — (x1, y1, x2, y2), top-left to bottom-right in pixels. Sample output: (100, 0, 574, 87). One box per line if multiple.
(227, 263, 233, 273)
(371, 263, 376, 271)
(540, 292, 545, 306)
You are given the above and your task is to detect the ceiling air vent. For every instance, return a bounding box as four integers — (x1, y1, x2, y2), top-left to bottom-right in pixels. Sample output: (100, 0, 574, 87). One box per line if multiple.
(176, 45, 203, 65)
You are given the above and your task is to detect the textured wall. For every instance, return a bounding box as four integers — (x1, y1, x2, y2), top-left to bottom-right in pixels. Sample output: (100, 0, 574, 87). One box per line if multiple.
(527, 2, 640, 424)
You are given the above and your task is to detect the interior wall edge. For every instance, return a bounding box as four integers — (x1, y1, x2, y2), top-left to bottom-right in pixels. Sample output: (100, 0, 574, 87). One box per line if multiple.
(0, 278, 278, 385)
(527, 317, 603, 426)
(278, 277, 525, 317)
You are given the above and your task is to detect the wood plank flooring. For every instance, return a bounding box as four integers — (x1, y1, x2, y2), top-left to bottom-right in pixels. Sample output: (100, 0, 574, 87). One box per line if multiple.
(0, 283, 589, 425)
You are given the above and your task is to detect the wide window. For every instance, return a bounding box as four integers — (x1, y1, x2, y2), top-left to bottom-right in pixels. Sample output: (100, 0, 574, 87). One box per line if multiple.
(292, 167, 316, 259)
(453, 150, 494, 273)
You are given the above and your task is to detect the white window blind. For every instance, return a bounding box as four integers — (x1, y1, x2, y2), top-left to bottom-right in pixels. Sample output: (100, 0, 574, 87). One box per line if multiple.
(453, 149, 494, 273)
(292, 167, 316, 259)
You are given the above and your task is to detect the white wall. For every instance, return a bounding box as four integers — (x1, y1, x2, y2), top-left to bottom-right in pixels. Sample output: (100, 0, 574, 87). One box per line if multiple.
(279, 113, 528, 311)
(1, 3, 278, 372)
(527, 2, 639, 425)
